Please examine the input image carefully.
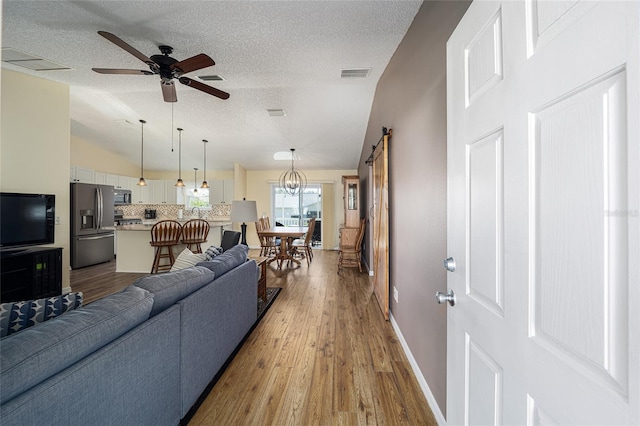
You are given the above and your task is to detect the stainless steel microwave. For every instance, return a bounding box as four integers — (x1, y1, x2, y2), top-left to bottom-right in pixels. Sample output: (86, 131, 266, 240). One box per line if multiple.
(113, 189, 132, 205)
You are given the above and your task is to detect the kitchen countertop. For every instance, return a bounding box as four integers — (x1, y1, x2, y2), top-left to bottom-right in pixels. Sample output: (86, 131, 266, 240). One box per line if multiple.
(116, 220, 232, 231)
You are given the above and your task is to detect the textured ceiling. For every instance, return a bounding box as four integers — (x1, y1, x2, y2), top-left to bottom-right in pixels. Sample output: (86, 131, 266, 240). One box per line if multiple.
(2, 1, 421, 172)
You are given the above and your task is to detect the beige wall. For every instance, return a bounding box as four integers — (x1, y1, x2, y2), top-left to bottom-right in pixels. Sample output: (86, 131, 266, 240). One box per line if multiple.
(357, 1, 471, 418)
(246, 169, 356, 249)
(1, 69, 72, 292)
(71, 135, 139, 176)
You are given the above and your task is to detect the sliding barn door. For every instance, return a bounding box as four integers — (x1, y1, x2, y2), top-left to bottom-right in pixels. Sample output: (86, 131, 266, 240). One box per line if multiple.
(373, 134, 390, 320)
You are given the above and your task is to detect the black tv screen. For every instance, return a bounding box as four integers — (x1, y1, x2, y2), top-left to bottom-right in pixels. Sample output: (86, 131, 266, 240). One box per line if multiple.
(0, 193, 55, 249)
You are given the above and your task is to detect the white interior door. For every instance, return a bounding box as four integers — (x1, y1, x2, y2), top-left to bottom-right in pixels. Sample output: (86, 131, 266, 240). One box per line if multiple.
(446, 1, 639, 424)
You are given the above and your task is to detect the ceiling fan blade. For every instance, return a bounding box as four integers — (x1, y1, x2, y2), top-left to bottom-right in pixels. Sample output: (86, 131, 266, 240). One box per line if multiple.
(92, 68, 154, 75)
(161, 81, 177, 103)
(170, 54, 215, 75)
(178, 77, 230, 100)
(97, 31, 154, 65)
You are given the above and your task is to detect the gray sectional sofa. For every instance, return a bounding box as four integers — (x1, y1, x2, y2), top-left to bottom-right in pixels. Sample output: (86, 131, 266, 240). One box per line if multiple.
(0, 244, 257, 425)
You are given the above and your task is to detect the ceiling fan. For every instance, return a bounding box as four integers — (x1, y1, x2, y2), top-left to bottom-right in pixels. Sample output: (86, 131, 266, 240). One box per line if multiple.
(92, 31, 229, 103)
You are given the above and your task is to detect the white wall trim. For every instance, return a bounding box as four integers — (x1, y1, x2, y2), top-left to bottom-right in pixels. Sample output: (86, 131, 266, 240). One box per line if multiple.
(390, 313, 446, 425)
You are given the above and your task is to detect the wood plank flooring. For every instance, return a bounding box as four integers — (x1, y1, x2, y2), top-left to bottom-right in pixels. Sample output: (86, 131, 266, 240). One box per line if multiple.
(70, 250, 437, 425)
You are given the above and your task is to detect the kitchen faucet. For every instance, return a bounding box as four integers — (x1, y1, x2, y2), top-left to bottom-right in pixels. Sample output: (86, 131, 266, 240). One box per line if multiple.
(191, 207, 201, 218)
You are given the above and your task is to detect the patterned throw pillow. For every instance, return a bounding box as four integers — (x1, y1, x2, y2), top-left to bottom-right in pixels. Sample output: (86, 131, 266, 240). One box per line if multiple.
(204, 245, 223, 261)
(0, 292, 83, 338)
(170, 248, 207, 272)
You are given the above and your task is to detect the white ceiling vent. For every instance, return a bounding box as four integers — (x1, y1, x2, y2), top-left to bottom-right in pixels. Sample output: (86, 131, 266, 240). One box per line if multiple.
(2, 47, 72, 71)
(197, 75, 225, 81)
(267, 109, 286, 117)
(341, 68, 371, 78)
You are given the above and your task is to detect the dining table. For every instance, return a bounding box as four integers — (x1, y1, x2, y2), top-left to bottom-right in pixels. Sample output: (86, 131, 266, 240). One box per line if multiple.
(258, 226, 308, 269)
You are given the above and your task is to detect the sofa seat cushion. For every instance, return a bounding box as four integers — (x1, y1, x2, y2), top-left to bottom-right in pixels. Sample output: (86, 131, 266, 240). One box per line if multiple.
(0, 292, 83, 338)
(133, 266, 215, 316)
(196, 244, 249, 278)
(0, 285, 153, 404)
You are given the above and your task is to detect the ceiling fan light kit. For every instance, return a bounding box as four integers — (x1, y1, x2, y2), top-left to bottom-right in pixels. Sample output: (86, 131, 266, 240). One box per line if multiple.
(92, 31, 229, 103)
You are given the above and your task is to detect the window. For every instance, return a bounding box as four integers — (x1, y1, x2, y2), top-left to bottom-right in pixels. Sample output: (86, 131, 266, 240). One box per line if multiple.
(272, 184, 322, 246)
(177, 183, 210, 209)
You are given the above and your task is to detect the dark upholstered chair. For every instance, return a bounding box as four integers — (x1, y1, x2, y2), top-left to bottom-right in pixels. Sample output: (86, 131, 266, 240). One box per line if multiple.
(221, 230, 241, 252)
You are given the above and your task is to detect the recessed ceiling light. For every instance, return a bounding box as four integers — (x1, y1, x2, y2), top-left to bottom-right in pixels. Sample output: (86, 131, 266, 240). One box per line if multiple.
(341, 68, 371, 78)
(197, 75, 225, 81)
(2, 47, 72, 71)
(267, 109, 286, 117)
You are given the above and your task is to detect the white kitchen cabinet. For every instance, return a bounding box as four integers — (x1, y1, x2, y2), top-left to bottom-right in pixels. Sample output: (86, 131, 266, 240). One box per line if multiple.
(70, 166, 95, 183)
(131, 179, 151, 204)
(209, 179, 234, 204)
(148, 180, 179, 204)
(94, 172, 107, 185)
(164, 180, 178, 204)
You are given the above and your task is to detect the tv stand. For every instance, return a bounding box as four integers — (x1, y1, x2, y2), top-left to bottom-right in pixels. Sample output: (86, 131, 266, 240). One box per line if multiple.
(1, 246, 62, 303)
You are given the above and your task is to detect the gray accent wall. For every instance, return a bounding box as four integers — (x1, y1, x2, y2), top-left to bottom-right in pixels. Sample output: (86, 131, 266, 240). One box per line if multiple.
(357, 0, 471, 416)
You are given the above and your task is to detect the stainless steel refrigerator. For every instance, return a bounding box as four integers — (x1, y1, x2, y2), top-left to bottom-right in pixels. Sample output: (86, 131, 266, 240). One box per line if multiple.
(70, 183, 115, 269)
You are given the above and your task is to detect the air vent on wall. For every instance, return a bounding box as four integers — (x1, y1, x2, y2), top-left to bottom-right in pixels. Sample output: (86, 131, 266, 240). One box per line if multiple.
(1, 47, 72, 71)
(197, 75, 225, 81)
(341, 68, 371, 78)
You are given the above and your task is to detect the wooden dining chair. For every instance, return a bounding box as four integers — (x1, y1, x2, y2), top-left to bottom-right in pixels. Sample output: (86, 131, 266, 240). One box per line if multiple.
(150, 220, 183, 274)
(338, 218, 366, 273)
(291, 217, 315, 266)
(180, 219, 210, 253)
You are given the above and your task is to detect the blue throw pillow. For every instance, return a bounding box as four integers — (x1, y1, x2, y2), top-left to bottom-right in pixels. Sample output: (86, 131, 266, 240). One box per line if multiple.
(0, 292, 83, 338)
(196, 244, 248, 278)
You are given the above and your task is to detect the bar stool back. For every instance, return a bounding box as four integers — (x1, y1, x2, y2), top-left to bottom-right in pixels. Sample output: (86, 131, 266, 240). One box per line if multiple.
(150, 220, 183, 273)
(181, 219, 210, 253)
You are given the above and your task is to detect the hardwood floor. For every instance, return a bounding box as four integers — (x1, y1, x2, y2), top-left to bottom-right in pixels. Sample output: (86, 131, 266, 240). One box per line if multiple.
(70, 250, 437, 425)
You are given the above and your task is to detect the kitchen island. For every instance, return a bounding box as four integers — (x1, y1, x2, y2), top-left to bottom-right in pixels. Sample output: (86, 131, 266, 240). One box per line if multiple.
(115, 220, 232, 273)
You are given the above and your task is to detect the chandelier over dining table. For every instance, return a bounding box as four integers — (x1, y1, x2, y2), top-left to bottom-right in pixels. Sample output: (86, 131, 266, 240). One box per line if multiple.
(279, 148, 307, 196)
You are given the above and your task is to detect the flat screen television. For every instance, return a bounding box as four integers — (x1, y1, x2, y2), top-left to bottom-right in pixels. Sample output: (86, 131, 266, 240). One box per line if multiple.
(0, 192, 55, 250)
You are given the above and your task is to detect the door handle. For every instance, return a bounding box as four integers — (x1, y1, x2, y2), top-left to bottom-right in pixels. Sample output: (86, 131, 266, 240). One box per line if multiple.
(443, 257, 456, 272)
(435, 289, 456, 306)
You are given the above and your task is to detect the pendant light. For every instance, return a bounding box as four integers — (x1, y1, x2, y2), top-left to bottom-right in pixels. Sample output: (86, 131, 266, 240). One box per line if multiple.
(175, 128, 184, 187)
(279, 148, 306, 196)
(201, 139, 209, 189)
(137, 119, 147, 186)
(193, 168, 199, 193)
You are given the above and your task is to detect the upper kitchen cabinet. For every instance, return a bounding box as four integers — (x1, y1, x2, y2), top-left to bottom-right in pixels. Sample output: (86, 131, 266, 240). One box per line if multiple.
(106, 174, 134, 190)
(70, 166, 95, 183)
(94, 172, 107, 185)
(131, 180, 152, 204)
(209, 179, 235, 204)
(151, 180, 178, 204)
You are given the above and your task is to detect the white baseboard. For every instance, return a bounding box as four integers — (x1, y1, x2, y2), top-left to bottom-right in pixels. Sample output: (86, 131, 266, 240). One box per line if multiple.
(390, 313, 446, 425)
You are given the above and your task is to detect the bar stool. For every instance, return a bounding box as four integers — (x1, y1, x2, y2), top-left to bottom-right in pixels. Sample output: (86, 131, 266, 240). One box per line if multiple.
(181, 219, 210, 254)
(150, 220, 183, 274)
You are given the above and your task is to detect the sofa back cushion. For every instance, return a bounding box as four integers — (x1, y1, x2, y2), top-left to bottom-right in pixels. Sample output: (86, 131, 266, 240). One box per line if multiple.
(196, 243, 248, 278)
(0, 292, 83, 338)
(133, 266, 215, 316)
(0, 285, 153, 404)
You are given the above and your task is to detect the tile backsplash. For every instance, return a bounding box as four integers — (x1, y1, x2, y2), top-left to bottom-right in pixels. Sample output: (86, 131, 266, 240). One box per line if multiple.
(119, 203, 231, 220)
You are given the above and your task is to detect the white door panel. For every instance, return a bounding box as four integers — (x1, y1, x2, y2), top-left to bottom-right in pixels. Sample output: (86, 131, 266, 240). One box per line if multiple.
(447, 1, 638, 424)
